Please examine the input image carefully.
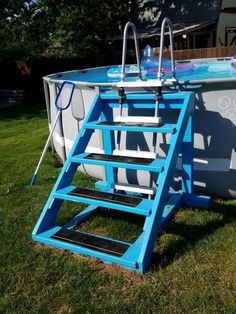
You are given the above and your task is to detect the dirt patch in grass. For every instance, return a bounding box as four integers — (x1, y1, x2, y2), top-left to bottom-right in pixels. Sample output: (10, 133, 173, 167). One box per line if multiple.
(33, 242, 144, 284)
(97, 263, 144, 282)
(33, 242, 100, 265)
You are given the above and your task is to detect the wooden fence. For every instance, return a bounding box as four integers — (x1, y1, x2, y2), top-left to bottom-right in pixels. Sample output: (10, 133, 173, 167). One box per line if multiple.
(159, 46, 236, 60)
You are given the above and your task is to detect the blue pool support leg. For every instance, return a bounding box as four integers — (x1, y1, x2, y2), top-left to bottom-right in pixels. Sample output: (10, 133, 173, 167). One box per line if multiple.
(181, 111, 211, 208)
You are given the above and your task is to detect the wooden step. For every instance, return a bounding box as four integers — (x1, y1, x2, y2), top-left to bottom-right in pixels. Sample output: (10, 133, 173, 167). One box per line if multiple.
(52, 228, 130, 257)
(85, 153, 153, 165)
(85, 121, 176, 133)
(68, 187, 141, 207)
(70, 152, 165, 172)
(54, 186, 153, 216)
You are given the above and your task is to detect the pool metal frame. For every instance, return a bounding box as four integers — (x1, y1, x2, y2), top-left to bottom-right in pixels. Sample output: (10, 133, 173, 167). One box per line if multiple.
(42, 57, 236, 198)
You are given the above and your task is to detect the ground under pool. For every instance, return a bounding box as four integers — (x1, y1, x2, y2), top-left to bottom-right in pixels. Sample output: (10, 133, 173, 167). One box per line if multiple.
(43, 57, 236, 198)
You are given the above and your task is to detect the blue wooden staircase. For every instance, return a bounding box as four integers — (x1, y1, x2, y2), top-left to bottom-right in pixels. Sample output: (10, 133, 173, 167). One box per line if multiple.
(32, 91, 210, 274)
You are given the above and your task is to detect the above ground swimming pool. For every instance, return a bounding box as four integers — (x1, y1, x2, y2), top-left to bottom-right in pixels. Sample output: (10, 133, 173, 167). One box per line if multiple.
(43, 57, 236, 198)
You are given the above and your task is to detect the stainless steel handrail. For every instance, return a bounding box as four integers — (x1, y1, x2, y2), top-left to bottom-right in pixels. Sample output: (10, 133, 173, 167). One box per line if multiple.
(157, 18, 176, 80)
(121, 22, 142, 81)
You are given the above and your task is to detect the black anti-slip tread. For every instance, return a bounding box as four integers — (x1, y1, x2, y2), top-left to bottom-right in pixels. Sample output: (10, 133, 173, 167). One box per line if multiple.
(99, 121, 162, 127)
(86, 153, 153, 165)
(68, 187, 141, 207)
(52, 228, 129, 256)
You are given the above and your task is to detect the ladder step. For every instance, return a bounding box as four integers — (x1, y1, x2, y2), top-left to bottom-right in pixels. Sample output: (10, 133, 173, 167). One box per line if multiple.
(85, 121, 176, 133)
(85, 153, 153, 165)
(70, 152, 165, 172)
(54, 186, 152, 216)
(68, 187, 141, 206)
(51, 228, 130, 257)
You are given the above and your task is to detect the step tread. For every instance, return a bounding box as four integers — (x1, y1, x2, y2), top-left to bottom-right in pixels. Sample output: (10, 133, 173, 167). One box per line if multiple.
(51, 228, 129, 257)
(68, 187, 141, 206)
(70, 153, 165, 172)
(86, 153, 153, 165)
(54, 186, 152, 216)
(85, 121, 176, 133)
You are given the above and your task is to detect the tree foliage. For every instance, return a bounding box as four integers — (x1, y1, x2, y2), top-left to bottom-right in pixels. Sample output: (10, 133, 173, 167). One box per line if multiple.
(0, 1, 49, 60)
(0, 0, 131, 61)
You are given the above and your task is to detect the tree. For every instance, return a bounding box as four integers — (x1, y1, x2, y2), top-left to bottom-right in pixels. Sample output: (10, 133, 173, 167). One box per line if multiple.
(0, 1, 56, 60)
(41, 0, 130, 57)
(0, 0, 132, 60)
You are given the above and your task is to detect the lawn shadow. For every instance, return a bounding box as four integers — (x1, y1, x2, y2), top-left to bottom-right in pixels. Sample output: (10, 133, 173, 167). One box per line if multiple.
(150, 200, 236, 272)
(52, 199, 236, 274)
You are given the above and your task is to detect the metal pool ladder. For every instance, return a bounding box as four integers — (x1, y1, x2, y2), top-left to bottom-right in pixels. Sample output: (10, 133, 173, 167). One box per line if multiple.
(158, 17, 176, 80)
(118, 17, 176, 87)
(120, 21, 142, 81)
(116, 18, 177, 153)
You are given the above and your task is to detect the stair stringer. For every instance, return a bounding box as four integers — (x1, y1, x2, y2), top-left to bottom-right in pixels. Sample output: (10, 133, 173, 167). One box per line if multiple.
(136, 92, 195, 273)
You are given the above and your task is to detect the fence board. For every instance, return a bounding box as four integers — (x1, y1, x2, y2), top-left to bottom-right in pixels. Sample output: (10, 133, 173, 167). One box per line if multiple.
(172, 46, 236, 60)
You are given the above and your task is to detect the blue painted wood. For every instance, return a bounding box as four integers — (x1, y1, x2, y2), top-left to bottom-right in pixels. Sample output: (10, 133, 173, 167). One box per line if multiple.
(53, 185, 152, 216)
(100, 92, 189, 101)
(32, 91, 210, 274)
(94, 180, 110, 192)
(69, 153, 165, 172)
(137, 92, 195, 272)
(182, 112, 194, 195)
(63, 205, 99, 229)
(100, 105, 116, 190)
(182, 194, 211, 208)
(105, 101, 184, 110)
(160, 193, 182, 227)
(33, 230, 138, 271)
(85, 121, 176, 133)
(100, 92, 187, 110)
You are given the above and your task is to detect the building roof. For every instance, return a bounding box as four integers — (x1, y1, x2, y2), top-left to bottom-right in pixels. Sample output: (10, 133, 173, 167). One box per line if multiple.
(130, 0, 223, 37)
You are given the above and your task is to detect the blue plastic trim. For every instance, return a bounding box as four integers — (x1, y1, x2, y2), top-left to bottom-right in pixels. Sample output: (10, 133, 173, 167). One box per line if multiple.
(55, 81, 75, 111)
(30, 173, 37, 186)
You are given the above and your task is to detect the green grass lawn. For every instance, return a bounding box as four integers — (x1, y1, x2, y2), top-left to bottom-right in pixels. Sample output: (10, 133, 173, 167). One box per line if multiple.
(0, 98, 236, 313)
